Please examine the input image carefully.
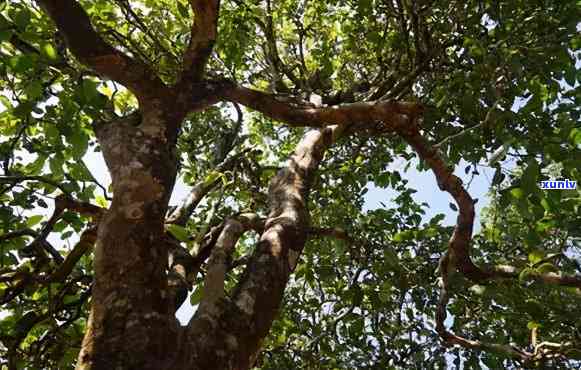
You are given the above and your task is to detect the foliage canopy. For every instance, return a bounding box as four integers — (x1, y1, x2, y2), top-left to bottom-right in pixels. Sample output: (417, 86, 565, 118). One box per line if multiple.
(0, 0, 580, 369)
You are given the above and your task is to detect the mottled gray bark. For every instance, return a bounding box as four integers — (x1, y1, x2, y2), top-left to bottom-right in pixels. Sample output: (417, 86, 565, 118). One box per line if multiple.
(77, 107, 184, 370)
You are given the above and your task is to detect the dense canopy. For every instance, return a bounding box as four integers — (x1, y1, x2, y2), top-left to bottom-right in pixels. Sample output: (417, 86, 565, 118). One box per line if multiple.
(0, 0, 580, 369)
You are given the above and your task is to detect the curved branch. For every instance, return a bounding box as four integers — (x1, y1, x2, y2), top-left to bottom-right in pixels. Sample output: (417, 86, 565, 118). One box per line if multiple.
(36, 0, 165, 98)
(46, 227, 97, 284)
(400, 118, 581, 363)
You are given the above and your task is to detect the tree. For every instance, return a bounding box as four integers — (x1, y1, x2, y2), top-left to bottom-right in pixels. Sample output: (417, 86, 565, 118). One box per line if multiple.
(0, 0, 580, 368)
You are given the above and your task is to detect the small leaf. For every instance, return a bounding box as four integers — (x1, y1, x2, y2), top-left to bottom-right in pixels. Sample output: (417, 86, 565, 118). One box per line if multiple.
(536, 262, 558, 273)
(95, 195, 108, 208)
(24, 81, 43, 100)
(519, 267, 532, 282)
(40, 43, 58, 61)
(449, 202, 458, 211)
(204, 170, 223, 185)
(26, 215, 43, 227)
(521, 159, 539, 194)
(528, 249, 544, 264)
(176, 1, 190, 18)
(569, 128, 581, 145)
(510, 187, 524, 199)
(69, 129, 89, 159)
(14, 7, 31, 31)
(167, 224, 190, 242)
(189, 287, 203, 305)
(527, 321, 541, 330)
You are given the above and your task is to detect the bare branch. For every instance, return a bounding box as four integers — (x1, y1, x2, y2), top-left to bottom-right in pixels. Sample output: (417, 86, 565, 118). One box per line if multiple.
(198, 218, 245, 309)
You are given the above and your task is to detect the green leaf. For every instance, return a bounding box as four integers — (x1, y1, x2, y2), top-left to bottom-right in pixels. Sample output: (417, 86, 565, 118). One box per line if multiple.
(40, 43, 59, 61)
(519, 267, 532, 282)
(521, 159, 539, 194)
(204, 170, 223, 185)
(536, 262, 558, 274)
(95, 195, 108, 208)
(190, 287, 203, 305)
(510, 187, 524, 199)
(176, 1, 190, 18)
(24, 81, 43, 100)
(167, 224, 190, 242)
(384, 248, 400, 269)
(49, 154, 65, 177)
(569, 128, 581, 145)
(13, 7, 31, 31)
(528, 249, 544, 264)
(26, 215, 43, 227)
(526, 321, 541, 330)
(68, 129, 89, 159)
(8, 54, 35, 74)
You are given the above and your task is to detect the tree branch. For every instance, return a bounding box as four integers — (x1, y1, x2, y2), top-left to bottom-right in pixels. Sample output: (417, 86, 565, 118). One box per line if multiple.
(209, 81, 423, 129)
(397, 116, 581, 363)
(180, 0, 221, 83)
(45, 227, 97, 284)
(184, 125, 343, 368)
(36, 0, 165, 99)
(167, 148, 254, 226)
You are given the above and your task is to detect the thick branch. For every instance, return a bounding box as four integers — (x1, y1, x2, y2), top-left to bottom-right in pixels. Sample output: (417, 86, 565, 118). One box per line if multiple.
(183, 125, 343, 369)
(489, 265, 581, 288)
(213, 82, 422, 129)
(180, 0, 221, 83)
(36, 0, 165, 98)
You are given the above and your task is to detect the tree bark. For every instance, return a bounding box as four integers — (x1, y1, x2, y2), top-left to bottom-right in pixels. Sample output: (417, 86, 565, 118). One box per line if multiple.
(178, 125, 343, 369)
(76, 104, 183, 370)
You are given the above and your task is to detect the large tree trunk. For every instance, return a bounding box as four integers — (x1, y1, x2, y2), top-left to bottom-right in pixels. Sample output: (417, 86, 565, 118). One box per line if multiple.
(76, 105, 183, 370)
